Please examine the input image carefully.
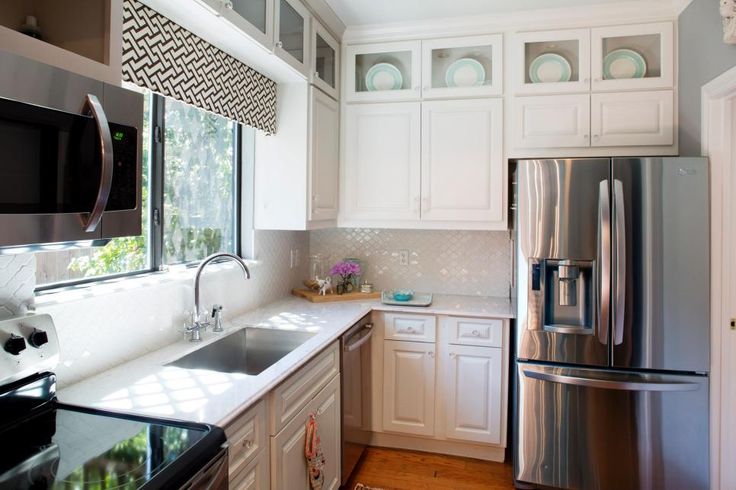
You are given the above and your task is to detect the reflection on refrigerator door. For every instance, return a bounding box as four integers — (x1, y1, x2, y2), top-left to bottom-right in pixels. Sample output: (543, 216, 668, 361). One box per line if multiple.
(516, 363, 709, 490)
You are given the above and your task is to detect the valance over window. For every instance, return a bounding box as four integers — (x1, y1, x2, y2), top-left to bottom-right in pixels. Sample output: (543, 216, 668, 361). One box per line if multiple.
(122, 0, 277, 134)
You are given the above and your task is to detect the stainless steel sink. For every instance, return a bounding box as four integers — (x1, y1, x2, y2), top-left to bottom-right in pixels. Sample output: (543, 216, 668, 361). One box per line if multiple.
(167, 328, 315, 375)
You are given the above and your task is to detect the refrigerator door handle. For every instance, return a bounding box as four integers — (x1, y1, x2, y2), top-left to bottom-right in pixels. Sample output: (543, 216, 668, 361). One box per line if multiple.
(521, 365, 699, 392)
(597, 180, 611, 345)
(613, 179, 626, 346)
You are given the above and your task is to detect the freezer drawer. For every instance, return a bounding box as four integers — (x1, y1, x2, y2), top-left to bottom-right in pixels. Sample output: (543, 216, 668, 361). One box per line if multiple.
(515, 363, 709, 490)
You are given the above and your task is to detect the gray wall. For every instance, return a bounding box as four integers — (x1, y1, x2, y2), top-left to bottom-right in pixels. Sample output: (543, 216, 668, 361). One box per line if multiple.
(679, 0, 736, 156)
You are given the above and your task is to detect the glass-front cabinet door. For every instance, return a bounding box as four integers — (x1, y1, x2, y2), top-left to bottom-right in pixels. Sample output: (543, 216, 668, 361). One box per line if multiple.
(207, 0, 274, 48)
(274, 0, 310, 76)
(312, 21, 339, 99)
(346, 41, 422, 102)
(421, 34, 503, 99)
(514, 29, 590, 95)
(591, 22, 674, 92)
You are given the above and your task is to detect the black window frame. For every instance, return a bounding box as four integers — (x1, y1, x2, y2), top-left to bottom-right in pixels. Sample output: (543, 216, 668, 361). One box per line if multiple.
(35, 93, 243, 293)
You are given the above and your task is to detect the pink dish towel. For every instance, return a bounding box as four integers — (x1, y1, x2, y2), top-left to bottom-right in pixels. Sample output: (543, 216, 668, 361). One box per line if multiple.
(305, 413, 326, 489)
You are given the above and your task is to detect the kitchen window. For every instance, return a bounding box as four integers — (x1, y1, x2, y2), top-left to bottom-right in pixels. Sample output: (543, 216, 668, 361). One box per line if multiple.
(34, 88, 250, 289)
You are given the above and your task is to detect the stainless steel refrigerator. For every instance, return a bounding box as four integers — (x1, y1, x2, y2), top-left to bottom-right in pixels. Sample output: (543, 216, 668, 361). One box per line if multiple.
(515, 158, 710, 490)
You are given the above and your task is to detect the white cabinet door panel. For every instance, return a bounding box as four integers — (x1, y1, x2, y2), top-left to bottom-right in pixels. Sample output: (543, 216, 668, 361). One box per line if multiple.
(309, 88, 340, 221)
(514, 94, 590, 149)
(445, 345, 503, 444)
(591, 90, 673, 147)
(382, 340, 436, 437)
(421, 99, 504, 223)
(343, 103, 421, 221)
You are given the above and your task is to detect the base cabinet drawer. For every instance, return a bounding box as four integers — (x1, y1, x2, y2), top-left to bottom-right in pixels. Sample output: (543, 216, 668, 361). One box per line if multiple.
(445, 316, 504, 347)
(384, 313, 436, 342)
(225, 399, 267, 478)
(230, 449, 270, 490)
(271, 374, 342, 490)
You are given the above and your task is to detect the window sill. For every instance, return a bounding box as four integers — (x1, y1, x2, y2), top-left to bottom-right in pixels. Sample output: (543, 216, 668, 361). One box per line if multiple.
(35, 259, 261, 307)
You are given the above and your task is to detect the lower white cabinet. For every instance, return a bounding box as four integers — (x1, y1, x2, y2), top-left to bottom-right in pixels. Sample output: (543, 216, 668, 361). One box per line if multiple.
(444, 345, 503, 444)
(591, 90, 674, 147)
(513, 94, 591, 149)
(271, 374, 341, 490)
(342, 102, 421, 222)
(382, 340, 436, 437)
(231, 449, 270, 490)
(421, 99, 504, 224)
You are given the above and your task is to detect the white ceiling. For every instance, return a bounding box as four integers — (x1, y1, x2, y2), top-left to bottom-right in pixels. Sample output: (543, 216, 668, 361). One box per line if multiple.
(324, 0, 654, 26)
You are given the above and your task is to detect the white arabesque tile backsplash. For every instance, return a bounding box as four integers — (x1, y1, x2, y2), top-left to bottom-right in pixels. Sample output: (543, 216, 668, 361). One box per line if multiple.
(310, 228, 512, 297)
(0, 230, 308, 388)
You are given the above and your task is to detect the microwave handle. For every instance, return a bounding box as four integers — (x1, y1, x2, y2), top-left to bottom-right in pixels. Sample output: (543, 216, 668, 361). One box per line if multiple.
(80, 94, 114, 233)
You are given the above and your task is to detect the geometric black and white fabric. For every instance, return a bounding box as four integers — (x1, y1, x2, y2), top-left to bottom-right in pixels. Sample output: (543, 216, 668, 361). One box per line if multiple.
(122, 0, 277, 134)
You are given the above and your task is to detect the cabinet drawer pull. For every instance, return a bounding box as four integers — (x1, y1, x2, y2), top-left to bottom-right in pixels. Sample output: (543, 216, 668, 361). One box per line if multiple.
(405, 326, 415, 333)
(242, 439, 254, 449)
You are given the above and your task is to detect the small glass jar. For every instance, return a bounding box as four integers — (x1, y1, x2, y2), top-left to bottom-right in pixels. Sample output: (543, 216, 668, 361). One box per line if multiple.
(308, 254, 329, 280)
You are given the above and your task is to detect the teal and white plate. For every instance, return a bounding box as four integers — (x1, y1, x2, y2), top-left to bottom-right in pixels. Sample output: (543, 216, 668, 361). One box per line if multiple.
(529, 53, 572, 83)
(445, 58, 486, 87)
(603, 49, 647, 79)
(365, 63, 403, 91)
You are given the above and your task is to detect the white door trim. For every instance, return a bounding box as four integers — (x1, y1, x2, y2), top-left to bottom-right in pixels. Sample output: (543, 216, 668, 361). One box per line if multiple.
(702, 64, 736, 490)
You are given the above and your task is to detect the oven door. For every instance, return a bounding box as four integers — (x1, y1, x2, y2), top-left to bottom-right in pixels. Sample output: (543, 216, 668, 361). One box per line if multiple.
(0, 51, 142, 248)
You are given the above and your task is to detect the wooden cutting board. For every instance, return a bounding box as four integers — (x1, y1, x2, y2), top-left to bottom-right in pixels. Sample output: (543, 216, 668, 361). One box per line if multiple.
(291, 288, 381, 303)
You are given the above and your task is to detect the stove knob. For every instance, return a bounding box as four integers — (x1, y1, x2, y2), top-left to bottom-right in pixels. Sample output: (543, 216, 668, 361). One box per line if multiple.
(4, 334, 26, 355)
(29, 329, 49, 348)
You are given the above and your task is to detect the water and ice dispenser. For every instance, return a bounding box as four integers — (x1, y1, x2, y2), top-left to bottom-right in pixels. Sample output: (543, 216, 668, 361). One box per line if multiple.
(529, 258, 595, 334)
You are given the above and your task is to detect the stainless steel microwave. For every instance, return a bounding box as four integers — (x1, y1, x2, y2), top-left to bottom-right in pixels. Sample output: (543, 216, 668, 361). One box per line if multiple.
(0, 51, 143, 249)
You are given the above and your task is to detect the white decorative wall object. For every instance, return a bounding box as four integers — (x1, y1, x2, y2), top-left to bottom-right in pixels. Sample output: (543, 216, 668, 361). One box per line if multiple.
(309, 228, 511, 297)
(721, 0, 736, 44)
(0, 254, 36, 320)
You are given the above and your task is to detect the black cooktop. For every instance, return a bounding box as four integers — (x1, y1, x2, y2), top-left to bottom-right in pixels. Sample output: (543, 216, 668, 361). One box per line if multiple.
(0, 373, 225, 490)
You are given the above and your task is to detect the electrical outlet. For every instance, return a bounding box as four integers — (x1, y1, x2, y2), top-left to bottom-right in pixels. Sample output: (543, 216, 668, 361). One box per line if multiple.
(398, 250, 409, 266)
(290, 249, 296, 269)
(294, 248, 300, 267)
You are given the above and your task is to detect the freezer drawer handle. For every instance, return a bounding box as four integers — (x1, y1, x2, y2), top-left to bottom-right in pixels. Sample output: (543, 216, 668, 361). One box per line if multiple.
(522, 366, 700, 392)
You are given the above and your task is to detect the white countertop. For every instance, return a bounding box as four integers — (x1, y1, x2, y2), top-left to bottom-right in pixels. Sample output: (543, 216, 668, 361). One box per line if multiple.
(59, 294, 513, 427)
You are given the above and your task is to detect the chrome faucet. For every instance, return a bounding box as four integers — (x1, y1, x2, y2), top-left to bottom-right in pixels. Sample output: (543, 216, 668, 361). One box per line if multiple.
(186, 252, 251, 342)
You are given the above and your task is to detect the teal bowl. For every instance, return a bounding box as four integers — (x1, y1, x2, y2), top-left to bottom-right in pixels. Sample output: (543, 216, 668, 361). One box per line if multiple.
(393, 290, 414, 302)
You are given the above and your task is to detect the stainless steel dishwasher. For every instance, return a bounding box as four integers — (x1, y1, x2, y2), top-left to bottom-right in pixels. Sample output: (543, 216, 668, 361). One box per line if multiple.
(340, 314, 373, 485)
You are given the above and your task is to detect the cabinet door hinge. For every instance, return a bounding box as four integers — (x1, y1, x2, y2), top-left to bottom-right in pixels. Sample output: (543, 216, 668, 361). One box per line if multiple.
(153, 208, 161, 227)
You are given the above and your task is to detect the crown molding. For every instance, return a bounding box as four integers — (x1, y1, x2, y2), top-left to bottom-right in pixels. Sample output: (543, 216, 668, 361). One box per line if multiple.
(343, 1, 683, 44)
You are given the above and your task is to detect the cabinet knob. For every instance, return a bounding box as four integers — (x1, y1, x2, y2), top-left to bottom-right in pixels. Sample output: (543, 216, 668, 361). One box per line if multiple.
(314, 71, 320, 78)
(593, 134, 600, 139)
(472, 330, 480, 337)
(449, 352, 456, 358)
(223, 0, 233, 8)
(406, 326, 415, 333)
(427, 351, 434, 358)
(275, 41, 283, 49)
(242, 439, 254, 449)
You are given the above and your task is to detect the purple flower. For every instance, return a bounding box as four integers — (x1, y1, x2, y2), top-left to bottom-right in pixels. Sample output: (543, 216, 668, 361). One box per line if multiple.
(330, 261, 361, 276)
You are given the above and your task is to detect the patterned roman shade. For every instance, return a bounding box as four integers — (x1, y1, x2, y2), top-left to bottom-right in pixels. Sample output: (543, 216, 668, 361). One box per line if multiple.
(122, 0, 277, 134)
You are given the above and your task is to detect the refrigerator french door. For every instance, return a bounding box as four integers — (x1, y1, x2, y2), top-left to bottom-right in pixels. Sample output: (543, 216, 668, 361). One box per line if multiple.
(515, 158, 710, 490)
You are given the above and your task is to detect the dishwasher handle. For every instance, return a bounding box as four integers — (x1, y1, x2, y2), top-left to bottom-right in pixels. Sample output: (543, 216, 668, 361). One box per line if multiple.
(345, 324, 373, 352)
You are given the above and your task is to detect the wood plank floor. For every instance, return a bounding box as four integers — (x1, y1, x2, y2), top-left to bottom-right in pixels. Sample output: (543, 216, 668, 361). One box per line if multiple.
(344, 447, 515, 490)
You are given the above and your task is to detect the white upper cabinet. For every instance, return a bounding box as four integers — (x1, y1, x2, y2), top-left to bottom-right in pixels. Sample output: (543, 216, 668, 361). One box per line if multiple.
(346, 41, 422, 102)
(309, 88, 340, 221)
(421, 35, 503, 99)
(215, 0, 274, 48)
(513, 94, 591, 148)
(591, 22, 674, 92)
(591, 90, 674, 147)
(421, 99, 504, 223)
(312, 21, 340, 99)
(274, 0, 311, 76)
(513, 28, 591, 95)
(342, 102, 421, 221)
